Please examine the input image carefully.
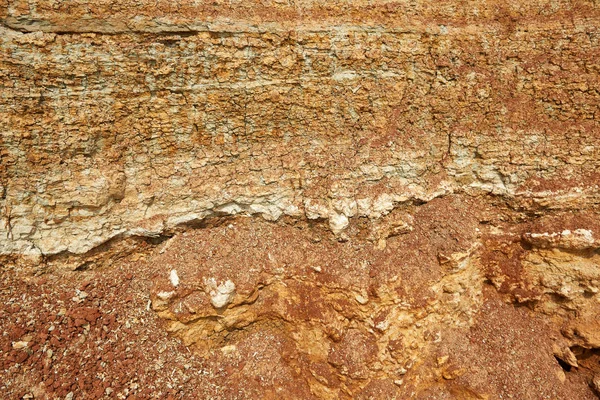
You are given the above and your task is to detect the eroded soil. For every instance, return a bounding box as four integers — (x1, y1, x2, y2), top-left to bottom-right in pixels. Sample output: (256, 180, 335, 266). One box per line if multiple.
(2, 194, 600, 399)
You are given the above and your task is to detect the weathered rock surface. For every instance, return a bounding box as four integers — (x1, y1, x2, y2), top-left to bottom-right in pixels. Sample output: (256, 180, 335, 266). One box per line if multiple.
(2, 0, 600, 257)
(146, 199, 600, 399)
(1, 0, 600, 399)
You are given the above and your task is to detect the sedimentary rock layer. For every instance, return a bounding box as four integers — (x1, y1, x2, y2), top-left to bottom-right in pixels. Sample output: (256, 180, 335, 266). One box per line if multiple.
(2, 1, 600, 399)
(1, 0, 599, 256)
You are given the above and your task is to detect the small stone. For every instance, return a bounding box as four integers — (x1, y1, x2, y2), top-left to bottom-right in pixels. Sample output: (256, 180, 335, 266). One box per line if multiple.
(375, 320, 389, 332)
(72, 290, 88, 303)
(355, 293, 369, 305)
(329, 213, 349, 234)
(15, 351, 29, 363)
(169, 269, 180, 287)
(209, 280, 236, 309)
(556, 369, 566, 383)
(76, 289, 89, 300)
(74, 319, 87, 327)
(156, 291, 175, 300)
(437, 355, 449, 366)
(12, 341, 28, 349)
(220, 345, 237, 355)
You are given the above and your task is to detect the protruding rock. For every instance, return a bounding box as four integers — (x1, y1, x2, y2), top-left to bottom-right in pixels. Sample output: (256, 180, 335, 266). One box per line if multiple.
(552, 344, 578, 368)
(205, 279, 236, 309)
(329, 213, 349, 234)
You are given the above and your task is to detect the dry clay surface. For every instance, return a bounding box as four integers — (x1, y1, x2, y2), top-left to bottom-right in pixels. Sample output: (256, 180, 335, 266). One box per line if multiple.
(2, 0, 600, 399)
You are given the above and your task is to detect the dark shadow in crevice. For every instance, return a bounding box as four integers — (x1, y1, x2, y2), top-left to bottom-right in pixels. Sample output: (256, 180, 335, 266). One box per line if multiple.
(555, 355, 573, 372)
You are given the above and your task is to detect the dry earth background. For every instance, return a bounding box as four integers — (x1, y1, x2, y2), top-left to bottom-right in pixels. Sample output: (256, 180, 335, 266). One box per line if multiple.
(1, 0, 600, 398)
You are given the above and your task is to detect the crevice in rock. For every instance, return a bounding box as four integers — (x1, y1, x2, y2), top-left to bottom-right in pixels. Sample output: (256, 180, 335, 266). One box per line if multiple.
(555, 355, 573, 373)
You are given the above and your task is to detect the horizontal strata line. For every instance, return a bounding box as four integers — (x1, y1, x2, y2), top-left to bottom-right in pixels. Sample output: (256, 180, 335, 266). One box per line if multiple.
(0, 75, 404, 97)
(2, 17, 599, 36)
(1, 191, 445, 257)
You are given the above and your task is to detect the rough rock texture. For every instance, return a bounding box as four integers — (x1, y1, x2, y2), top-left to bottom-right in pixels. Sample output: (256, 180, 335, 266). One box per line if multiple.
(2, 0, 600, 256)
(2, 0, 600, 399)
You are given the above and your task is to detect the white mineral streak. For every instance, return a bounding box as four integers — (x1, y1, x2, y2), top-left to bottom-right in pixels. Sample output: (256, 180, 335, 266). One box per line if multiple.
(524, 229, 598, 250)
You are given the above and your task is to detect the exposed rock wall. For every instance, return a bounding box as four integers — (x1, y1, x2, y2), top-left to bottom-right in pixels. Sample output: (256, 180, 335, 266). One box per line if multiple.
(147, 204, 600, 399)
(2, 1, 600, 399)
(2, 0, 600, 257)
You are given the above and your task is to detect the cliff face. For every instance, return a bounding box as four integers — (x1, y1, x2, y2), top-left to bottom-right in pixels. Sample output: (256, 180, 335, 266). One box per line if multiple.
(1, 1, 600, 399)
